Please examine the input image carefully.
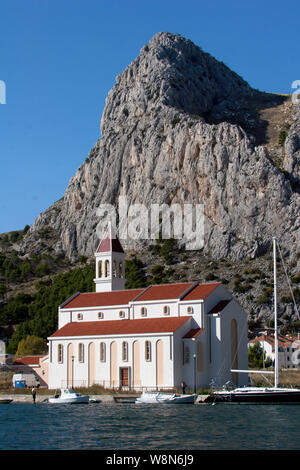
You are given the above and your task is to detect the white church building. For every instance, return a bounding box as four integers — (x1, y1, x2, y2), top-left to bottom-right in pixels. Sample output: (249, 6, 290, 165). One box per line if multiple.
(47, 226, 248, 390)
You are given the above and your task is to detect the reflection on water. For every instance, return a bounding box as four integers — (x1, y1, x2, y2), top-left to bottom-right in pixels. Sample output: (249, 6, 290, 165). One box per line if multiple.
(0, 403, 300, 450)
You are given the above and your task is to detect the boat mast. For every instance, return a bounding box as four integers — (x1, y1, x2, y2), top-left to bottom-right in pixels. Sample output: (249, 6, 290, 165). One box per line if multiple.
(273, 237, 279, 388)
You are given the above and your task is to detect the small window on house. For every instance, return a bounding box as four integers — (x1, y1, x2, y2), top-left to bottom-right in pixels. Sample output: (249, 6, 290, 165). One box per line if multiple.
(58, 344, 63, 363)
(100, 342, 106, 362)
(141, 307, 147, 317)
(98, 311, 104, 319)
(119, 310, 125, 318)
(163, 305, 170, 316)
(187, 306, 194, 314)
(77, 313, 83, 320)
(145, 341, 152, 361)
(122, 341, 128, 361)
(78, 343, 84, 363)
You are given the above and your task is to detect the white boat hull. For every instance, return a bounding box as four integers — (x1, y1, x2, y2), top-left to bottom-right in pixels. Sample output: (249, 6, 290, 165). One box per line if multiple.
(48, 388, 90, 404)
(136, 392, 197, 404)
(48, 396, 90, 404)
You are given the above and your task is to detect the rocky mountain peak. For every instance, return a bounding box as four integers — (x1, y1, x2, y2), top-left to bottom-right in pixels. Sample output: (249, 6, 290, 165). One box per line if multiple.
(101, 31, 253, 135)
(20, 32, 299, 264)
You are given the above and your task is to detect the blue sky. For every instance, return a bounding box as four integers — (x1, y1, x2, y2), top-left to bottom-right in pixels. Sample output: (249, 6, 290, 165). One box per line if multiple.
(0, 0, 299, 234)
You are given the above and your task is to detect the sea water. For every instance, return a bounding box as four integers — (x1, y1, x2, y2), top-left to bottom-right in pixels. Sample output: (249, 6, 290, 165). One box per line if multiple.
(0, 402, 300, 450)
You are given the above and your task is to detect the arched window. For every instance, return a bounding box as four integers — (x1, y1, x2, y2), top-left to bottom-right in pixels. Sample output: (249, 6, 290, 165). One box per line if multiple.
(119, 310, 125, 318)
(122, 341, 128, 361)
(98, 260, 102, 278)
(100, 342, 106, 362)
(187, 306, 194, 314)
(58, 344, 63, 363)
(113, 260, 117, 277)
(105, 260, 110, 277)
(145, 341, 152, 361)
(119, 262, 123, 278)
(78, 343, 84, 363)
(98, 311, 104, 319)
(183, 345, 190, 364)
(141, 307, 147, 317)
(163, 305, 170, 316)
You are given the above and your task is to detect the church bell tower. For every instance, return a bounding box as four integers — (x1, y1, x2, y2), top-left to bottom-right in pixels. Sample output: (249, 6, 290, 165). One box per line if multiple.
(94, 223, 126, 292)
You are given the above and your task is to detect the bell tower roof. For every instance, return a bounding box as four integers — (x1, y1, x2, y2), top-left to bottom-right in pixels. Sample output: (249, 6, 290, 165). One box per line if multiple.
(95, 223, 124, 254)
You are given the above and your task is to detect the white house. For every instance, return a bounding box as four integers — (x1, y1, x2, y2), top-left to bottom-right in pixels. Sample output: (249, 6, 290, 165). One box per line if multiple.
(249, 332, 300, 369)
(47, 225, 248, 390)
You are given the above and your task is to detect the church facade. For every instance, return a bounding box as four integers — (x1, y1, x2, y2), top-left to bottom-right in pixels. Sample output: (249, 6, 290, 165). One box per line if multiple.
(47, 226, 248, 390)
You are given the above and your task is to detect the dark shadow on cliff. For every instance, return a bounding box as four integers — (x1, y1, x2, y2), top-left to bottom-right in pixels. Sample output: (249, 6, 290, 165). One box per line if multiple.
(202, 91, 289, 147)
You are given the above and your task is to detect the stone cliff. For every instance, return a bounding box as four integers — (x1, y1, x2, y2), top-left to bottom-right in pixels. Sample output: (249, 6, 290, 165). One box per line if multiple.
(21, 32, 300, 262)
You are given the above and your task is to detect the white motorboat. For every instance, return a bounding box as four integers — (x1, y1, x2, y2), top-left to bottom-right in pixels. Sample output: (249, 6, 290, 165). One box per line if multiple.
(48, 388, 90, 404)
(135, 391, 197, 404)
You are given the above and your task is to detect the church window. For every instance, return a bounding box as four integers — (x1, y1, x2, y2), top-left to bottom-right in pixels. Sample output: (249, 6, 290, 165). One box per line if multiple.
(79, 343, 84, 363)
(100, 342, 106, 362)
(187, 306, 193, 314)
(113, 260, 117, 277)
(145, 341, 152, 361)
(105, 260, 110, 277)
(122, 342, 128, 361)
(141, 307, 147, 317)
(163, 305, 170, 315)
(183, 345, 190, 364)
(58, 344, 63, 363)
(98, 260, 102, 278)
(119, 262, 123, 278)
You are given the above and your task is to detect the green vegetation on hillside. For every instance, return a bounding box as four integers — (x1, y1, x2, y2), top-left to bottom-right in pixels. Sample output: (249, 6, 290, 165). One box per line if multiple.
(1, 264, 95, 354)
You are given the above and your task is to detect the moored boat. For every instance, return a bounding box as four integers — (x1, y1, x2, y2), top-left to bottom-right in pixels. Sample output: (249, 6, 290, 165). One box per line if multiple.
(0, 398, 13, 404)
(204, 387, 300, 404)
(48, 388, 90, 404)
(135, 391, 197, 404)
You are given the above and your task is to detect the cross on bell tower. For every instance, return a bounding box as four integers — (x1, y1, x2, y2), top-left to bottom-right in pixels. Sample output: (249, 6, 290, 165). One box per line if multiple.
(94, 223, 126, 292)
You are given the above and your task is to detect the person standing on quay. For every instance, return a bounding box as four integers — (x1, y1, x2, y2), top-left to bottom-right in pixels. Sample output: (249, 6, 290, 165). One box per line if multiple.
(32, 387, 36, 404)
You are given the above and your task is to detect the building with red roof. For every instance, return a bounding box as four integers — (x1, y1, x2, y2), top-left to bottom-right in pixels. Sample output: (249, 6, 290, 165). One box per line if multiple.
(47, 225, 248, 390)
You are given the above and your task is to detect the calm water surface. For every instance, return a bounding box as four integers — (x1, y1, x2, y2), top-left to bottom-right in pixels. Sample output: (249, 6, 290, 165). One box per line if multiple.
(0, 402, 300, 450)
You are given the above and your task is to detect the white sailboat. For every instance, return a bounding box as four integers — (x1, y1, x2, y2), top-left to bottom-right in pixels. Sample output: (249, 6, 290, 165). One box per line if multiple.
(205, 237, 300, 404)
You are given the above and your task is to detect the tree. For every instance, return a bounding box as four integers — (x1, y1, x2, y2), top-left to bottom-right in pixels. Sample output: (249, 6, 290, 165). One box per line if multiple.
(248, 342, 272, 369)
(125, 258, 147, 288)
(15, 335, 47, 356)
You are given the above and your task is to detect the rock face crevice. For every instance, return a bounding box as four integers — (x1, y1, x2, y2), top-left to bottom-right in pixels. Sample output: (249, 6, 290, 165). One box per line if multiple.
(21, 32, 300, 261)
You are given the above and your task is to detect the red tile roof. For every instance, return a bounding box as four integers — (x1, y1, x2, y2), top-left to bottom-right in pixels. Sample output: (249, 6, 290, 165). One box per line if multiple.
(249, 334, 295, 350)
(62, 289, 144, 309)
(183, 328, 203, 338)
(13, 356, 43, 365)
(61, 282, 222, 309)
(208, 299, 231, 314)
(50, 316, 191, 338)
(181, 283, 221, 301)
(135, 283, 195, 301)
(96, 225, 124, 253)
